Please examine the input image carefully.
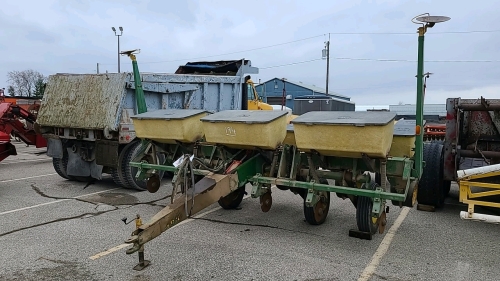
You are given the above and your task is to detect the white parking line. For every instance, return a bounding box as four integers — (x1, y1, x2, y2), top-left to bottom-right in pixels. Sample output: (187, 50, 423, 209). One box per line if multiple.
(0, 173, 58, 183)
(89, 193, 254, 260)
(1, 158, 51, 165)
(89, 244, 130, 260)
(0, 188, 119, 216)
(358, 207, 411, 281)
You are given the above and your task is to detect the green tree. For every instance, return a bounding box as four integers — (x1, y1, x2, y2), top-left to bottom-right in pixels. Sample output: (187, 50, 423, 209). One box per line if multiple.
(34, 78, 46, 98)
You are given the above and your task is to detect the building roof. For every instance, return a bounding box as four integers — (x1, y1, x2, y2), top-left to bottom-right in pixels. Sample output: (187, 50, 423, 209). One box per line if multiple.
(258, 78, 350, 100)
(389, 104, 446, 117)
(295, 94, 355, 104)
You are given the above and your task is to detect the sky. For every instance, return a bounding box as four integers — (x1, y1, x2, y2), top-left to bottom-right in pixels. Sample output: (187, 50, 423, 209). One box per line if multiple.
(1, 0, 499, 106)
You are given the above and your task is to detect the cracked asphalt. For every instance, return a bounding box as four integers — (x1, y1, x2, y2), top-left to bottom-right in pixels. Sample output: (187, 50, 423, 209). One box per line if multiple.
(1, 142, 499, 281)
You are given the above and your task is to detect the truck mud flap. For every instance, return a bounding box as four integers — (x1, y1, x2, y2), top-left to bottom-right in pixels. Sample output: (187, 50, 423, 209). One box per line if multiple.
(46, 138, 63, 159)
(66, 148, 103, 180)
(95, 140, 119, 168)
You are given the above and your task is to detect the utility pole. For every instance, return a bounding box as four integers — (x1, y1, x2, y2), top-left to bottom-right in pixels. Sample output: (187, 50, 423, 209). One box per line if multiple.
(112, 26, 123, 73)
(322, 33, 330, 95)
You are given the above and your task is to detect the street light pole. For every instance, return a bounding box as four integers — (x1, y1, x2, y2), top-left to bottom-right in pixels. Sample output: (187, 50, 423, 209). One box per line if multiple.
(322, 33, 330, 96)
(112, 26, 123, 73)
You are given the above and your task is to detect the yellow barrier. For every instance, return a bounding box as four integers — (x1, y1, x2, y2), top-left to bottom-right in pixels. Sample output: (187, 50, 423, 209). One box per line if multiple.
(457, 164, 500, 224)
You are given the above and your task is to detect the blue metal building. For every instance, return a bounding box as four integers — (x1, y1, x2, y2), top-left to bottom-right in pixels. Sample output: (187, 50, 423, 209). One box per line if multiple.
(255, 78, 351, 111)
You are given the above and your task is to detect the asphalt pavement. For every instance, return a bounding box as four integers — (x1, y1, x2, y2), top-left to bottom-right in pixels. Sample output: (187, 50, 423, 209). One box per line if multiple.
(0, 142, 498, 281)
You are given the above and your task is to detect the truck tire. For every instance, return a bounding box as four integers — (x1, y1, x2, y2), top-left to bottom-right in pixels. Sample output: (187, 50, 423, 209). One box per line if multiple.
(417, 142, 445, 208)
(122, 141, 165, 191)
(52, 150, 75, 181)
(110, 168, 126, 188)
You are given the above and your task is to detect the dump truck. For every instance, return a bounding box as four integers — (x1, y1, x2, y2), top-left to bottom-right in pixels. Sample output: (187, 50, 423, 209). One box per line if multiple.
(118, 15, 453, 270)
(35, 56, 282, 190)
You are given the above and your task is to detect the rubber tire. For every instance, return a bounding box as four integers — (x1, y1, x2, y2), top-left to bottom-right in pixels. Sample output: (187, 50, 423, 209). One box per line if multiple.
(53, 157, 71, 180)
(52, 149, 75, 181)
(111, 167, 126, 188)
(112, 141, 137, 188)
(122, 141, 166, 191)
(417, 142, 445, 208)
(218, 186, 245, 210)
(431, 140, 452, 198)
(356, 182, 379, 234)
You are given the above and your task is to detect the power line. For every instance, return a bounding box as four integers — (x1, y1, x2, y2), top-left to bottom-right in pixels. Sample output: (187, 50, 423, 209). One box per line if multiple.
(99, 35, 325, 66)
(326, 30, 500, 35)
(334, 57, 500, 63)
(98, 29, 500, 66)
(258, 57, 500, 70)
(260, 59, 323, 69)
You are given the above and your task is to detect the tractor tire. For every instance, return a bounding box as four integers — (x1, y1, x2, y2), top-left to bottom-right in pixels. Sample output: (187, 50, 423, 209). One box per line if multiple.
(417, 142, 445, 208)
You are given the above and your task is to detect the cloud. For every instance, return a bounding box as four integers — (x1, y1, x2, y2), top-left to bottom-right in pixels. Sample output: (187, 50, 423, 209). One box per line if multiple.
(1, 0, 499, 108)
(352, 84, 500, 106)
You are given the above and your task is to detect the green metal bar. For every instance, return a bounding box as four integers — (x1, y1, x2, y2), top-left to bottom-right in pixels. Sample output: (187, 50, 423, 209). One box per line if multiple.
(250, 176, 406, 201)
(415, 27, 426, 177)
(129, 162, 210, 176)
(131, 58, 147, 114)
(233, 154, 266, 187)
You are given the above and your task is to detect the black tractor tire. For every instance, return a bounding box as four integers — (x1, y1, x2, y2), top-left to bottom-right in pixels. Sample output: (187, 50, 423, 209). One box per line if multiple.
(417, 142, 445, 208)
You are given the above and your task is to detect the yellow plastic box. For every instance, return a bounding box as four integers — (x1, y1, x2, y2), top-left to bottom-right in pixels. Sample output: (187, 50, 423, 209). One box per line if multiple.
(291, 111, 396, 158)
(389, 119, 425, 158)
(131, 109, 208, 144)
(200, 110, 288, 150)
(283, 124, 296, 146)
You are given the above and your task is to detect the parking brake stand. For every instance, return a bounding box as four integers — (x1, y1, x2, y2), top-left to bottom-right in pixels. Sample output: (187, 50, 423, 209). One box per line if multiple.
(122, 214, 150, 271)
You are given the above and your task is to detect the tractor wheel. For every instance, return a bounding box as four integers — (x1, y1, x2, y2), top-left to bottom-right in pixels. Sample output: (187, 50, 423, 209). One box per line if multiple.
(218, 186, 246, 210)
(121, 141, 165, 191)
(417, 142, 445, 208)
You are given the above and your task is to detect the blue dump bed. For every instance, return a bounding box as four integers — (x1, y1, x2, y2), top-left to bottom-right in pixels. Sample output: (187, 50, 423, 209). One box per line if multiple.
(37, 60, 258, 131)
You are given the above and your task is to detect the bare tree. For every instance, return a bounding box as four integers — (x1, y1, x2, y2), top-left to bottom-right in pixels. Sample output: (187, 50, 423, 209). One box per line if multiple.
(7, 69, 47, 97)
